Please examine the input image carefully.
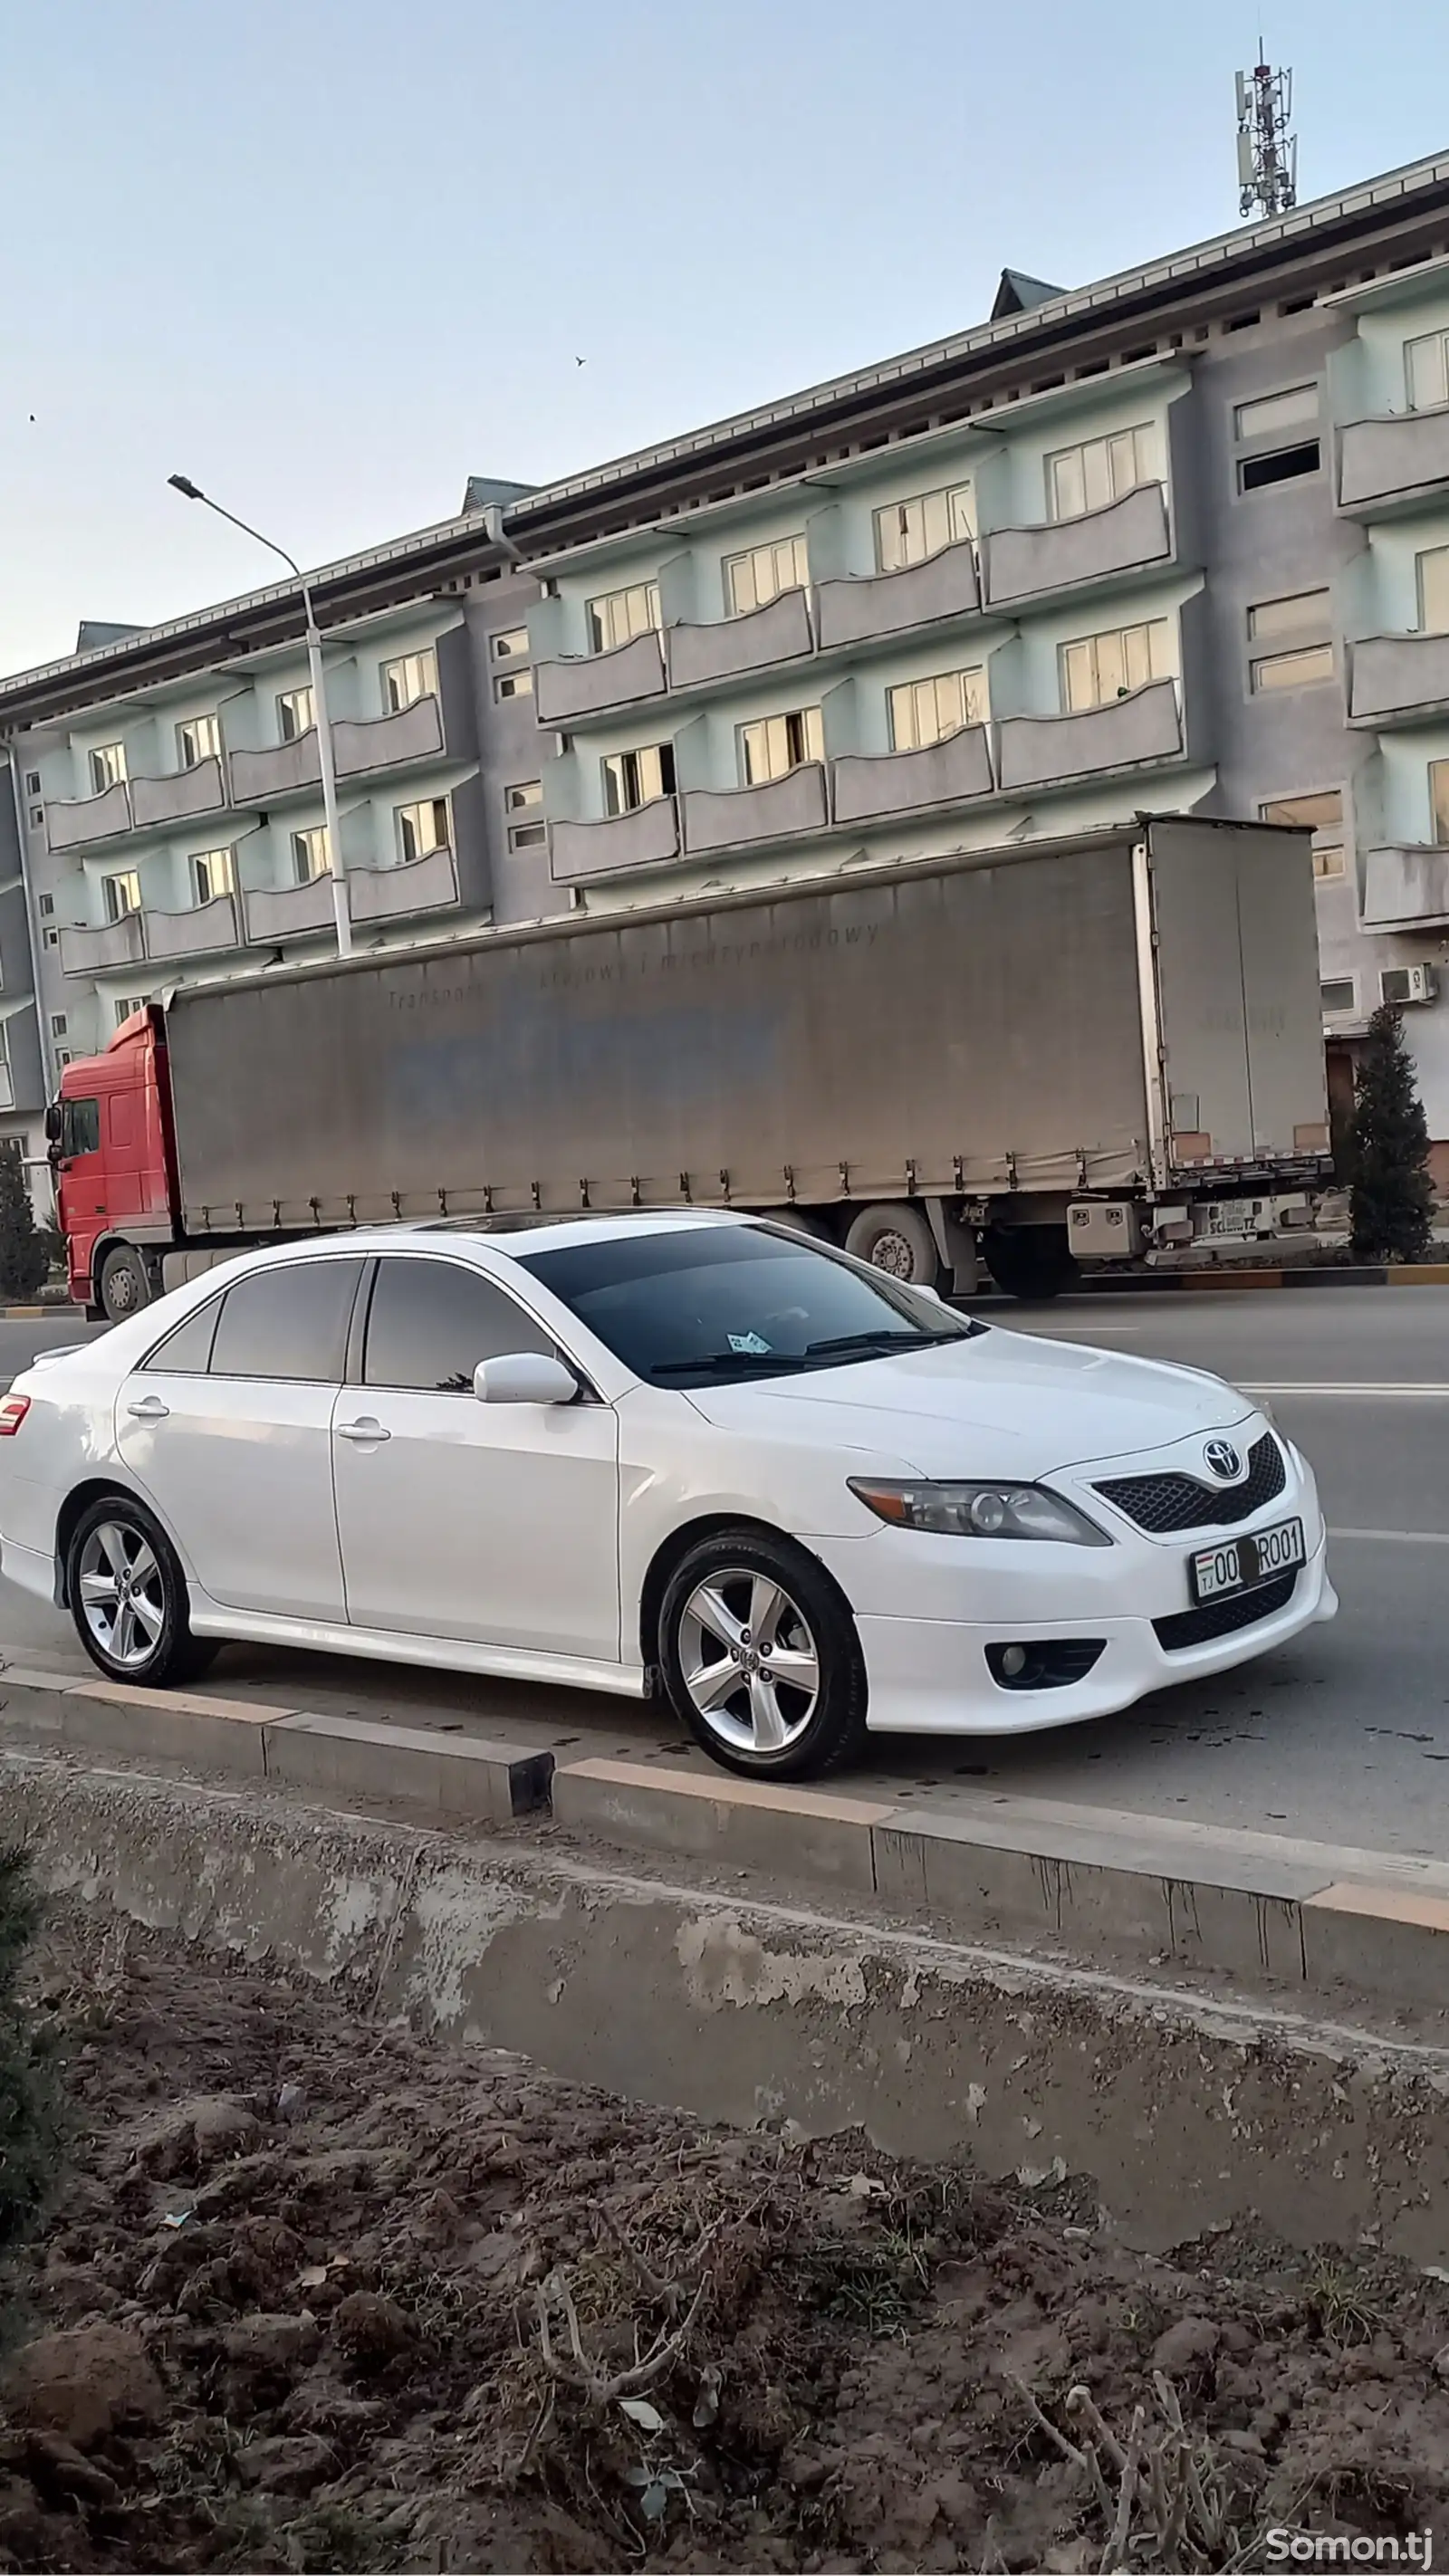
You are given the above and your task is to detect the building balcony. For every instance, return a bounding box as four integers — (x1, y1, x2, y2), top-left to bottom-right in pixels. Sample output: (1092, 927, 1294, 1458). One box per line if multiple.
(347, 843, 458, 925)
(229, 733, 322, 805)
(332, 696, 444, 779)
(58, 914, 146, 976)
(666, 589, 812, 693)
(996, 678, 1183, 793)
(682, 763, 828, 856)
(143, 895, 243, 962)
(982, 484, 1172, 610)
(832, 725, 994, 826)
(130, 757, 228, 830)
(535, 630, 666, 726)
(551, 799, 680, 886)
(1361, 843, 1449, 931)
(241, 875, 337, 943)
(1348, 632, 1449, 725)
(1338, 407, 1449, 515)
(815, 541, 979, 650)
(45, 780, 132, 854)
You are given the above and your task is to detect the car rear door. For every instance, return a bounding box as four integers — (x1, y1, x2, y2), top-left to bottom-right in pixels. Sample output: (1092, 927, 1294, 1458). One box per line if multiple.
(115, 1254, 364, 1620)
(331, 1250, 620, 1658)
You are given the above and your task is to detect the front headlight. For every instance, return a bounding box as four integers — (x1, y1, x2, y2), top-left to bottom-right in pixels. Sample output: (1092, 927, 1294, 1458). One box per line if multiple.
(848, 1479, 1112, 1547)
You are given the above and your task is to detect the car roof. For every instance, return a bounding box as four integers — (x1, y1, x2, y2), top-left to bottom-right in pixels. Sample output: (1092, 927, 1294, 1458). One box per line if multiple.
(245, 1209, 757, 1266)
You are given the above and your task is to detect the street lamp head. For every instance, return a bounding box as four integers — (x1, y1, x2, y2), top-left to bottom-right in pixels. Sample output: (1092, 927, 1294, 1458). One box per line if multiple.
(168, 474, 205, 501)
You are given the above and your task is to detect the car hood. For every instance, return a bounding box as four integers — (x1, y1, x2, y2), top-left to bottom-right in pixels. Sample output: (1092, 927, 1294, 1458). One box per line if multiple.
(682, 1327, 1256, 1476)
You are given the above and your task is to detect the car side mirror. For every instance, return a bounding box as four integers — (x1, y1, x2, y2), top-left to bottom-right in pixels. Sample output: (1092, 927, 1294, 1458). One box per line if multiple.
(473, 1353, 579, 1406)
(43, 1102, 61, 1145)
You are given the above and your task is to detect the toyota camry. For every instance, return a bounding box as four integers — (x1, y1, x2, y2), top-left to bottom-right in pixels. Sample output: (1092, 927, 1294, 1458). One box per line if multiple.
(0, 1212, 1335, 1779)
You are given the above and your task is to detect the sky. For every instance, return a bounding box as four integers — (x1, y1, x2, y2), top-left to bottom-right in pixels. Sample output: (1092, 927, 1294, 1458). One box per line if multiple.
(0, 0, 1445, 677)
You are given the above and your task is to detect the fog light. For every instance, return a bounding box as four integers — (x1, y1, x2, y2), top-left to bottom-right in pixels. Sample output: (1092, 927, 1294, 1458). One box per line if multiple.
(1000, 1644, 1028, 1677)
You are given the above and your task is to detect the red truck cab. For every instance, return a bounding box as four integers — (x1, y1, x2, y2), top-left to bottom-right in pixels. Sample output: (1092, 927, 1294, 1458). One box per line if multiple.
(47, 1006, 179, 1317)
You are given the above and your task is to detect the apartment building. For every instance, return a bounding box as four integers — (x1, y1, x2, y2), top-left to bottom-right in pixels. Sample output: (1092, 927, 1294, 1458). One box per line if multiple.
(503, 147, 1449, 1177)
(0, 484, 550, 1117)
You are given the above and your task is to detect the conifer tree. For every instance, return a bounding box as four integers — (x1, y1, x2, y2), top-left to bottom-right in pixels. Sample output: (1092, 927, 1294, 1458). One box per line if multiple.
(1349, 1003, 1435, 1263)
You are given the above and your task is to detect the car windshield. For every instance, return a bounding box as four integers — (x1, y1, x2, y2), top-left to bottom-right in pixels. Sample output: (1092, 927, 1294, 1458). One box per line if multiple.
(514, 1223, 984, 1388)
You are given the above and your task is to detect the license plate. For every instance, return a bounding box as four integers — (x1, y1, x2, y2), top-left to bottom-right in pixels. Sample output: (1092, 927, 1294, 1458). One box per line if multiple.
(1190, 1516, 1305, 1604)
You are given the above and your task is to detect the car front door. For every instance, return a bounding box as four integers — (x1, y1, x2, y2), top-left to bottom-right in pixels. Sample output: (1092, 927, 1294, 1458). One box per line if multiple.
(115, 1254, 364, 1621)
(331, 1251, 620, 1660)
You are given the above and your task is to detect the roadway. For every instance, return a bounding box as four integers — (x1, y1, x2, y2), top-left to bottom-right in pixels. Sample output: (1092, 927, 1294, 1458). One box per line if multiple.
(1, 1291, 1445, 1860)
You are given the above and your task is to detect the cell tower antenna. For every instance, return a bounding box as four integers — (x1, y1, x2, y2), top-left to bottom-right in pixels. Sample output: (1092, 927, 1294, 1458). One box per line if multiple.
(1235, 48, 1298, 219)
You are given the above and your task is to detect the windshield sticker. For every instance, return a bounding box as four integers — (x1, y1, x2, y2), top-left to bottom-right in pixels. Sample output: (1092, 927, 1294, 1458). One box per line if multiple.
(726, 1332, 772, 1355)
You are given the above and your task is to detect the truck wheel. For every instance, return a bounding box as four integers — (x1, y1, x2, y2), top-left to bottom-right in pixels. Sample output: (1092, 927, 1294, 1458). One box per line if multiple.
(981, 1224, 1079, 1301)
(657, 1526, 868, 1781)
(98, 1245, 153, 1323)
(844, 1202, 943, 1288)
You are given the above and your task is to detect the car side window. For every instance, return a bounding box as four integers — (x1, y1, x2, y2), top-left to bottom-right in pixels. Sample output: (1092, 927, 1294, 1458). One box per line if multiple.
(363, 1257, 552, 1393)
(61, 1098, 101, 1158)
(142, 1296, 223, 1374)
(208, 1259, 364, 1383)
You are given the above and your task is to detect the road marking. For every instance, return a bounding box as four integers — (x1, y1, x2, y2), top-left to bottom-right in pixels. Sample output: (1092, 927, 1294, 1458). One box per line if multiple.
(1329, 1526, 1449, 1547)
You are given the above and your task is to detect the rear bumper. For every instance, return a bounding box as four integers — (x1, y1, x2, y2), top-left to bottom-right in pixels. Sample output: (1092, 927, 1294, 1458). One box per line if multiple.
(1, 1537, 60, 1607)
(851, 1532, 1334, 1735)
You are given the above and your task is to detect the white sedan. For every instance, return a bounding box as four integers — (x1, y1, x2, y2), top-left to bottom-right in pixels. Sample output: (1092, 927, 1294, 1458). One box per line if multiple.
(0, 1212, 1335, 1780)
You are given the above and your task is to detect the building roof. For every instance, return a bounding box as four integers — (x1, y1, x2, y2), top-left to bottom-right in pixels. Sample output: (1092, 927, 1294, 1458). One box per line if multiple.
(990, 269, 1067, 319)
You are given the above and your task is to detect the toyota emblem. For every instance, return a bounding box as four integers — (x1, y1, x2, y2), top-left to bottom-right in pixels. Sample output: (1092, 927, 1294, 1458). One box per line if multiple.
(1203, 1439, 1243, 1481)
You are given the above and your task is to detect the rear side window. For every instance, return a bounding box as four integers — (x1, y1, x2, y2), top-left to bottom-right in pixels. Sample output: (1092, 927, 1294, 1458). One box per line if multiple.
(363, 1257, 552, 1393)
(209, 1259, 363, 1383)
(143, 1297, 223, 1375)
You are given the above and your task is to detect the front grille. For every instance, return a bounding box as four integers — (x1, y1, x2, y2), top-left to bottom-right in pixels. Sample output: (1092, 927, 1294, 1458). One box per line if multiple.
(1153, 1570, 1297, 1653)
(1097, 1432, 1286, 1535)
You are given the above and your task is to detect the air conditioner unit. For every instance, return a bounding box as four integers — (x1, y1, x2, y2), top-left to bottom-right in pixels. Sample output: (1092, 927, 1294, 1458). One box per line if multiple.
(1380, 963, 1438, 1007)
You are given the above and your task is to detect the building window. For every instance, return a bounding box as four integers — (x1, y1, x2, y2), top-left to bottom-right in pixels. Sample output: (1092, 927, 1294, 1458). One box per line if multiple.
(49, 1014, 67, 1039)
(1251, 643, 1335, 693)
(873, 484, 974, 572)
(587, 583, 661, 654)
(1432, 760, 1449, 847)
(1059, 621, 1171, 712)
(724, 535, 808, 618)
(505, 780, 542, 813)
(602, 743, 677, 815)
(491, 627, 530, 662)
(1261, 790, 1346, 884)
(1234, 385, 1319, 442)
(1417, 547, 1449, 634)
(396, 797, 450, 864)
(28, 808, 42, 828)
(53, 1050, 73, 1069)
(190, 847, 235, 905)
(114, 996, 149, 1029)
(102, 870, 141, 921)
(88, 742, 127, 794)
(1238, 442, 1320, 493)
(37, 894, 53, 918)
(1320, 977, 1357, 1017)
(177, 713, 221, 769)
(1247, 589, 1330, 640)
(504, 780, 546, 850)
(888, 667, 987, 752)
(1046, 426, 1156, 522)
(277, 686, 315, 743)
(381, 649, 437, 713)
(493, 636, 533, 701)
(737, 707, 823, 785)
(1406, 329, 1449, 413)
(291, 826, 331, 885)
(43, 929, 59, 950)
(24, 771, 40, 797)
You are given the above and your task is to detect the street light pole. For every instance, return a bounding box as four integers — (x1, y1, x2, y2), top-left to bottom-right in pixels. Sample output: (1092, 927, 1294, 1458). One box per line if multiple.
(167, 476, 352, 960)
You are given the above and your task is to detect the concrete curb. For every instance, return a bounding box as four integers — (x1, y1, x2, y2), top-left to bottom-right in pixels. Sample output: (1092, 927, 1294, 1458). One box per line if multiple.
(5, 1662, 1448, 2018)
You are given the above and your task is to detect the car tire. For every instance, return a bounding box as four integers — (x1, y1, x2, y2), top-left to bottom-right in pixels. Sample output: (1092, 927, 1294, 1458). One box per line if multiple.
(98, 1244, 153, 1324)
(844, 1202, 943, 1288)
(657, 1525, 868, 1781)
(66, 1493, 217, 1690)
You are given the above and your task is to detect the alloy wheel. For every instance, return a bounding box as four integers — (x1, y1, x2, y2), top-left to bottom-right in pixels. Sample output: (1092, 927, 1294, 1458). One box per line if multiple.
(78, 1519, 167, 1669)
(677, 1567, 821, 1756)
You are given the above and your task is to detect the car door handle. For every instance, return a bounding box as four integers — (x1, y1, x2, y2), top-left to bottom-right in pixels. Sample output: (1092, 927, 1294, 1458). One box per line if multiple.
(336, 1418, 390, 1443)
(127, 1395, 169, 1420)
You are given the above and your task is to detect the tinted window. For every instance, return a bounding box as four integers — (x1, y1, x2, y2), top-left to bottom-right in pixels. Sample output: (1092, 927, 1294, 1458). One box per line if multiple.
(364, 1257, 552, 1393)
(143, 1296, 222, 1375)
(61, 1098, 100, 1157)
(518, 1224, 981, 1388)
(209, 1259, 362, 1383)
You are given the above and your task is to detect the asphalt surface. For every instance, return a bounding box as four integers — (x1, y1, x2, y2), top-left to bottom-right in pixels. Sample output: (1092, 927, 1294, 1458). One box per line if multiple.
(1, 1291, 1446, 1860)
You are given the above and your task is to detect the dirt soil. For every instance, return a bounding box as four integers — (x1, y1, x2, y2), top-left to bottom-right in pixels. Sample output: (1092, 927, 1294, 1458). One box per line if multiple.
(2, 1921, 1449, 2574)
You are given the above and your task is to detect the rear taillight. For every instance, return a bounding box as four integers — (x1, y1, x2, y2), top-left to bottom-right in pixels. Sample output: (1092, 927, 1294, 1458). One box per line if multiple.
(0, 1396, 31, 1437)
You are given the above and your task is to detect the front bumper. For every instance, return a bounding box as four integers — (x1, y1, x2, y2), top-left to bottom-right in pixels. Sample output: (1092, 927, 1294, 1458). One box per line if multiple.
(811, 1424, 1336, 1737)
